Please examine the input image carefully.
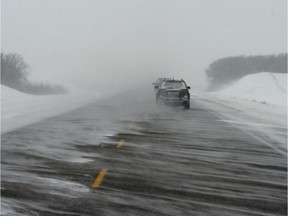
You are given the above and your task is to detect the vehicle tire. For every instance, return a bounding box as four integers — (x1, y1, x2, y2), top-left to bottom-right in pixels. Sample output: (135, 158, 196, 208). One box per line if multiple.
(184, 103, 190, 109)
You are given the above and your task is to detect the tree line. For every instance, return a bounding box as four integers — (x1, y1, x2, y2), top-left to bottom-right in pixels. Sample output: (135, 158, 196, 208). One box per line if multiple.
(1, 52, 67, 95)
(205, 53, 287, 91)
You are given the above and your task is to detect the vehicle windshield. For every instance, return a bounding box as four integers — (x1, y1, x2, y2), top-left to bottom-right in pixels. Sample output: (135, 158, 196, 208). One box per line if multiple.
(163, 81, 185, 89)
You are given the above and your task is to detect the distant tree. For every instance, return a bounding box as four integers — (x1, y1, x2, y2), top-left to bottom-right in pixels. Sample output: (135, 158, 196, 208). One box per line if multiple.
(1, 52, 68, 95)
(1, 53, 29, 87)
(206, 53, 287, 91)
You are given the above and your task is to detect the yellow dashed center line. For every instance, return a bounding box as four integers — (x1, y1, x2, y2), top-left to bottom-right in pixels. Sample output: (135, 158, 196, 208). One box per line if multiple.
(116, 139, 125, 149)
(91, 124, 129, 189)
(91, 168, 108, 189)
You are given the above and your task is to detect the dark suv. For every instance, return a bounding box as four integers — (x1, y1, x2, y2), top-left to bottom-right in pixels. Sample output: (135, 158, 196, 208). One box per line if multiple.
(156, 79, 190, 109)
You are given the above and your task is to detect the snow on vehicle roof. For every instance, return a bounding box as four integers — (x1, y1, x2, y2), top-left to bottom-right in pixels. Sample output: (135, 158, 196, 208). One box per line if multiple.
(162, 80, 185, 89)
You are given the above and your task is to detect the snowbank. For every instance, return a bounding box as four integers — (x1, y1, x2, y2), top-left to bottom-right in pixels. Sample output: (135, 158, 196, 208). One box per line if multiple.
(1, 85, 101, 134)
(213, 72, 287, 107)
(193, 72, 287, 147)
(195, 72, 287, 136)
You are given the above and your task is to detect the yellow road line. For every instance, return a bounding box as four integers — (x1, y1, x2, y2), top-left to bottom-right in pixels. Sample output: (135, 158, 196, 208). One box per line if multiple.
(91, 168, 108, 189)
(116, 139, 125, 149)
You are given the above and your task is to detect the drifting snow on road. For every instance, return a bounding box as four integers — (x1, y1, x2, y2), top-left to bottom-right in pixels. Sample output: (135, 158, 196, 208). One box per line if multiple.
(1, 73, 287, 215)
(1, 84, 287, 215)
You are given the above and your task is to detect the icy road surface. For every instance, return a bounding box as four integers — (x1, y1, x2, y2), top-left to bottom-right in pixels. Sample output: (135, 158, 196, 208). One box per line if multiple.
(1, 89, 287, 216)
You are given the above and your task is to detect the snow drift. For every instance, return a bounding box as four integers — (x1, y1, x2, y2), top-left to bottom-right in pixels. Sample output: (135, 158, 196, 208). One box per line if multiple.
(214, 72, 287, 107)
(1, 86, 100, 134)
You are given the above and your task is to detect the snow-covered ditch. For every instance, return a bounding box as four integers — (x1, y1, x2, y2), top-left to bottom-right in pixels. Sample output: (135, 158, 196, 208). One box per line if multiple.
(194, 72, 287, 151)
(207, 72, 287, 125)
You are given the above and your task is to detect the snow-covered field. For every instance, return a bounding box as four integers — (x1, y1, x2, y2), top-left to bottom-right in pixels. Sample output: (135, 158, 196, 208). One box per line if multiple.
(206, 72, 287, 126)
(213, 72, 287, 107)
(1, 86, 101, 134)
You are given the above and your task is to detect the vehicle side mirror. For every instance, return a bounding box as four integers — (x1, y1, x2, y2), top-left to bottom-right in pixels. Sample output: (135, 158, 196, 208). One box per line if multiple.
(154, 86, 159, 89)
(187, 86, 190, 89)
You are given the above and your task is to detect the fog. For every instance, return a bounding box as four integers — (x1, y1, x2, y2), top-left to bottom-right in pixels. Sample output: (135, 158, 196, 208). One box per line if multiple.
(2, 0, 287, 94)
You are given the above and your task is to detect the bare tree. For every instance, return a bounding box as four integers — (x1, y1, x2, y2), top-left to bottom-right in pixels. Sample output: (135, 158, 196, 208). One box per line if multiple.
(1, 53, 29, 87)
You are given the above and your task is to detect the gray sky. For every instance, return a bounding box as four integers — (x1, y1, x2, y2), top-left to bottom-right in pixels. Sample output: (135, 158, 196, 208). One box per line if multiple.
(2, 0, 287, 92)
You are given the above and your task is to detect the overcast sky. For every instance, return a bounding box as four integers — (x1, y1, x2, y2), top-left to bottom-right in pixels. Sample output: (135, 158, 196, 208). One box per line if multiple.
(2, 0, 287, 92)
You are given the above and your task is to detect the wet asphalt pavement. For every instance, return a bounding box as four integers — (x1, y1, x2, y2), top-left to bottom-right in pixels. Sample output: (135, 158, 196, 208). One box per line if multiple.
(1, 90, 287, 216)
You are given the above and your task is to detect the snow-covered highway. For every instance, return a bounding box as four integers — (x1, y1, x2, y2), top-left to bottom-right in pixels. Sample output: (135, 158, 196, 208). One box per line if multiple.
(1, 88, 287, 215)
